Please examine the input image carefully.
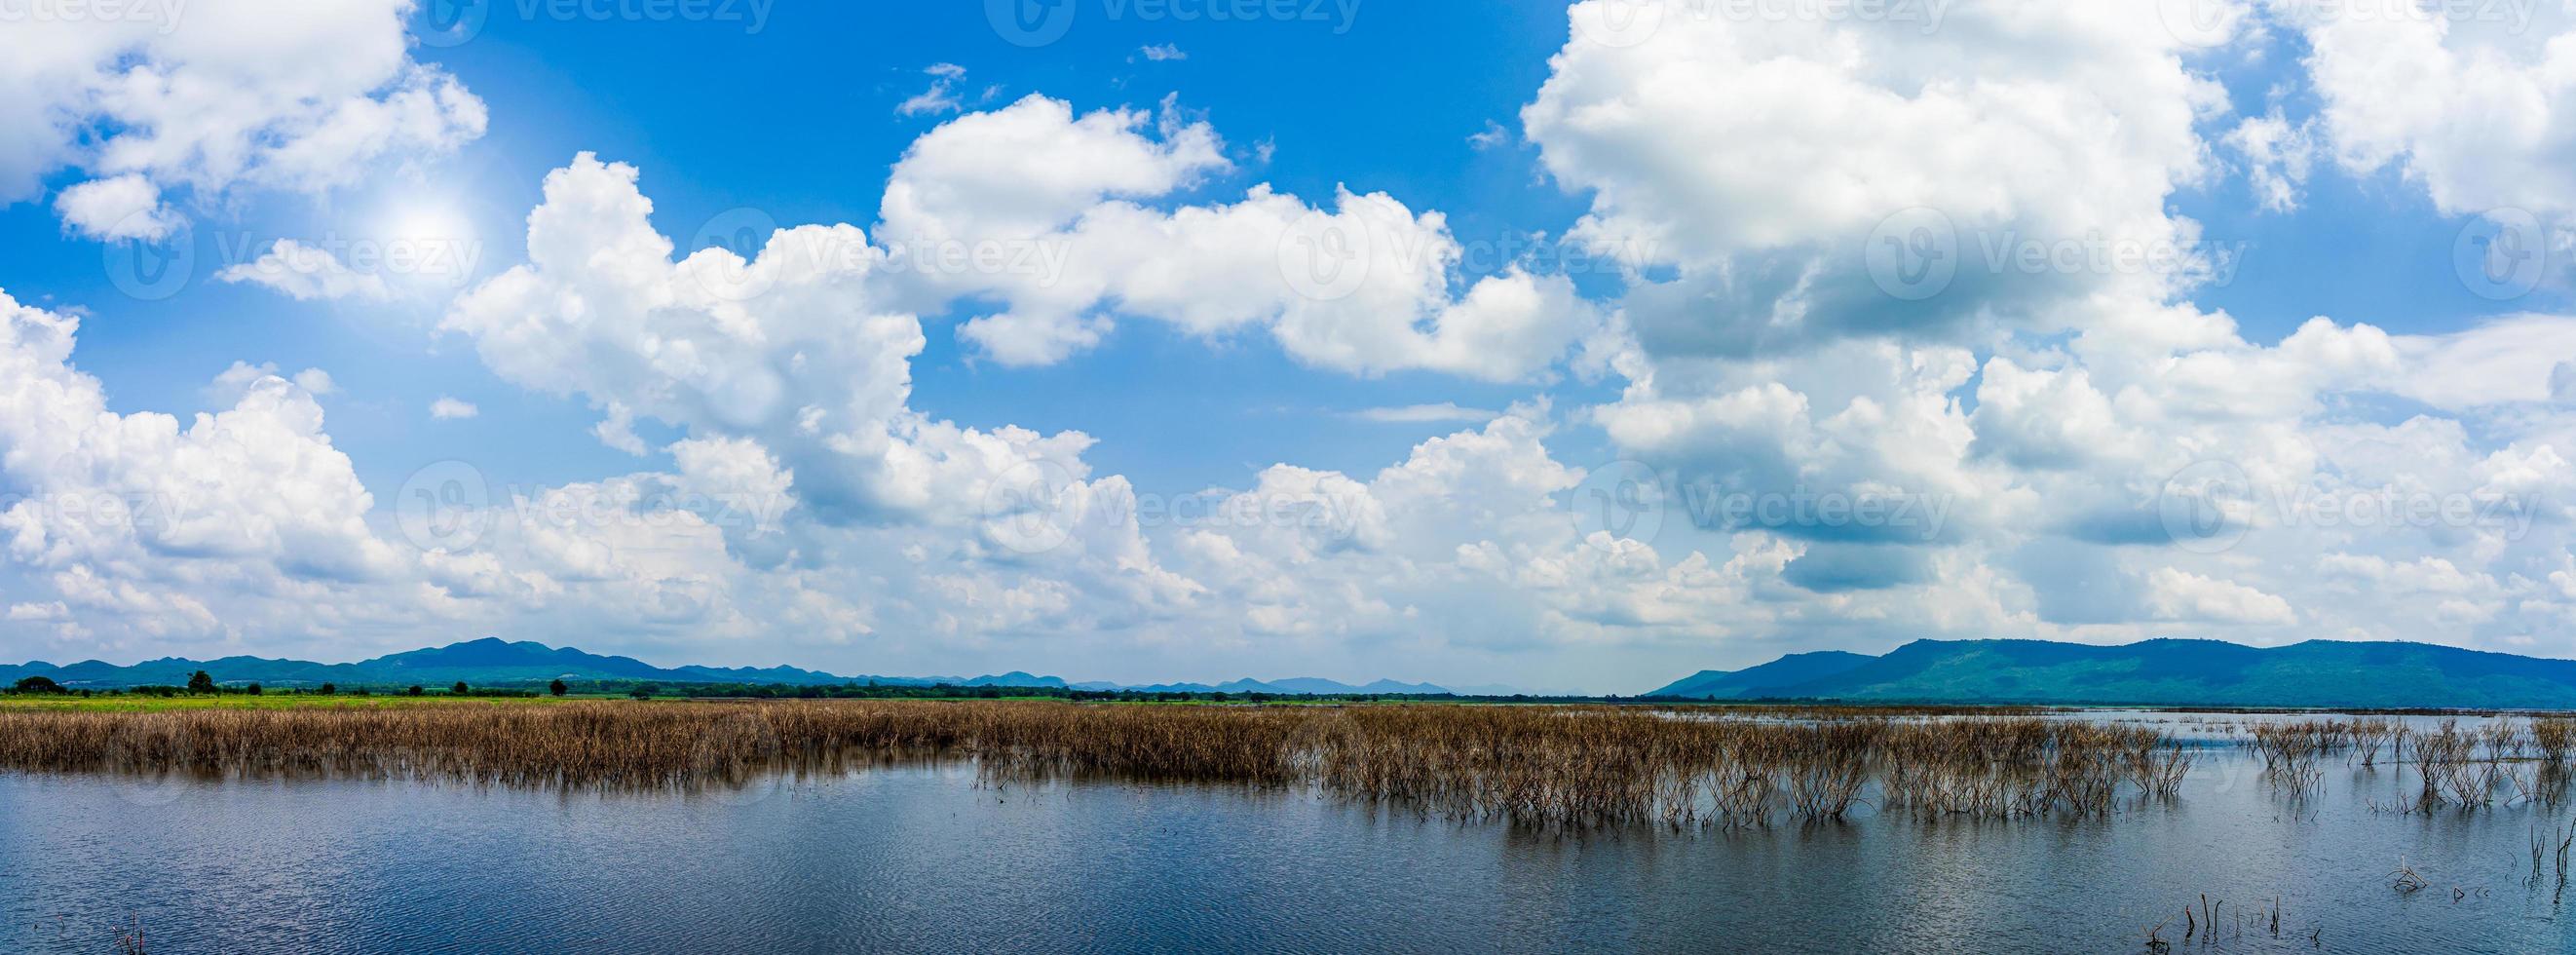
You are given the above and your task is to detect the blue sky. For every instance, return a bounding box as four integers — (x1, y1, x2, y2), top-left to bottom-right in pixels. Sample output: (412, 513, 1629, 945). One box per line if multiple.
(4, 1, 2542, 499)
(6, 1, 2576, 691)
(1, 0, 1613, 495)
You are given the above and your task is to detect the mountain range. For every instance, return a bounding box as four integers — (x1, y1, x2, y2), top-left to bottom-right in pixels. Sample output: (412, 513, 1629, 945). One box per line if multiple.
(26, 635, 2571, 708)
(1649, 638, 2576, 709)
(0, 637, 1472, 697)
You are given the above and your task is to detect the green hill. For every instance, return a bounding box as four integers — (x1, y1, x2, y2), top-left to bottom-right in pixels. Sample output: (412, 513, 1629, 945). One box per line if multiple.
(1648, 638, 2576, 709)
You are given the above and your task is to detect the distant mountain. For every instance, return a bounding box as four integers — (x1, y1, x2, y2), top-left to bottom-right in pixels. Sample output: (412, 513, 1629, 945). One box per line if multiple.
(1262, 676, 1450, 696)
(961, 671, 1068, 689)
(0, 638, 1460, 697)
(1442, 682, 1577, 698)
(0, 638, 1024, 691)
(1649, 638, 2576, 709)
(1651, 651, 1875, 700)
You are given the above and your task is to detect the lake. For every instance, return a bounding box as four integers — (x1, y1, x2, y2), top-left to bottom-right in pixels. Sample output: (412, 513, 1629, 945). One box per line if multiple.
(4, 727, 2573, 954)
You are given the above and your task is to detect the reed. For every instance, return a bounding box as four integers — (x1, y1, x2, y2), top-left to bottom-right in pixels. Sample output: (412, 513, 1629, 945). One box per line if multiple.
(2533, 716, 2576, 764)
(0, 701, 2212, 829)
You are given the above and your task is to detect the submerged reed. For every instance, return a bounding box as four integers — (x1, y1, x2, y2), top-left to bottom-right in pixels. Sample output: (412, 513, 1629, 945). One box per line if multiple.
(0, 701, 2205, 829)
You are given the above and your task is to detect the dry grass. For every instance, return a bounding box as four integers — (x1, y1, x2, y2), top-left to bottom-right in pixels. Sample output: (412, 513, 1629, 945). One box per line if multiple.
(0, 701, 2211, 829)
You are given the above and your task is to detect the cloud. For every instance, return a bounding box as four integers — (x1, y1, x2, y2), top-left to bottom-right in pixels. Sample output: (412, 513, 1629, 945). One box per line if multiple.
(0, 0, 485, 236)
(2275, 0, 2576, 217)
(1139, 44, 1187, 61)
(0, 288, 403, 643)
(2146, 568, 2297, 626)
(1345, 403, 1500, 425)
(54, 174, 180, 240)
(896, 63, 968, 117)
(208, 362, 335, 404)
(26, 4, 2576, 689)
(440, 152, 1114, 531)
(2390, 315, 2576, 409)
(882, 95, 1599, 377)
(2225, 108, 2320, 213)
(1526, 1, 2218, 358)
(1513, 0, 2576, 661)
(430, 398, 479, 420)
(4, 602, 67, 623)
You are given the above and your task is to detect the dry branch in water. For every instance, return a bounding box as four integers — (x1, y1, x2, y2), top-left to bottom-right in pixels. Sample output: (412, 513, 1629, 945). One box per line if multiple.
(0, 701, 2201, 829)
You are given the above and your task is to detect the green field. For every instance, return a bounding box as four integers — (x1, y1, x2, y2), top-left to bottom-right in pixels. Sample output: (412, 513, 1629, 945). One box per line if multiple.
(0, 694, 607, 712)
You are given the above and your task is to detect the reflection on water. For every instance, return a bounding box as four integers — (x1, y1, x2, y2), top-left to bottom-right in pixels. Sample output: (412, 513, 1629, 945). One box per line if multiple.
(5, 746, 2576, 954)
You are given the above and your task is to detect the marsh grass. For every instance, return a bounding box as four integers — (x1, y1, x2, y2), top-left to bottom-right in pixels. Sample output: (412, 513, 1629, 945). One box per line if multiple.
(0, 701, 2237, 830)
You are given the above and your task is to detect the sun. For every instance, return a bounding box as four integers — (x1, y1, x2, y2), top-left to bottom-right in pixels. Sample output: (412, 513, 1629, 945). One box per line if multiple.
(366, 196, 485, 287)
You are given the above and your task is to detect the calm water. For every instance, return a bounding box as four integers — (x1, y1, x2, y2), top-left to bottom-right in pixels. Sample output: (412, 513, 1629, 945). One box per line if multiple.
(4, 744, 2574, 952)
